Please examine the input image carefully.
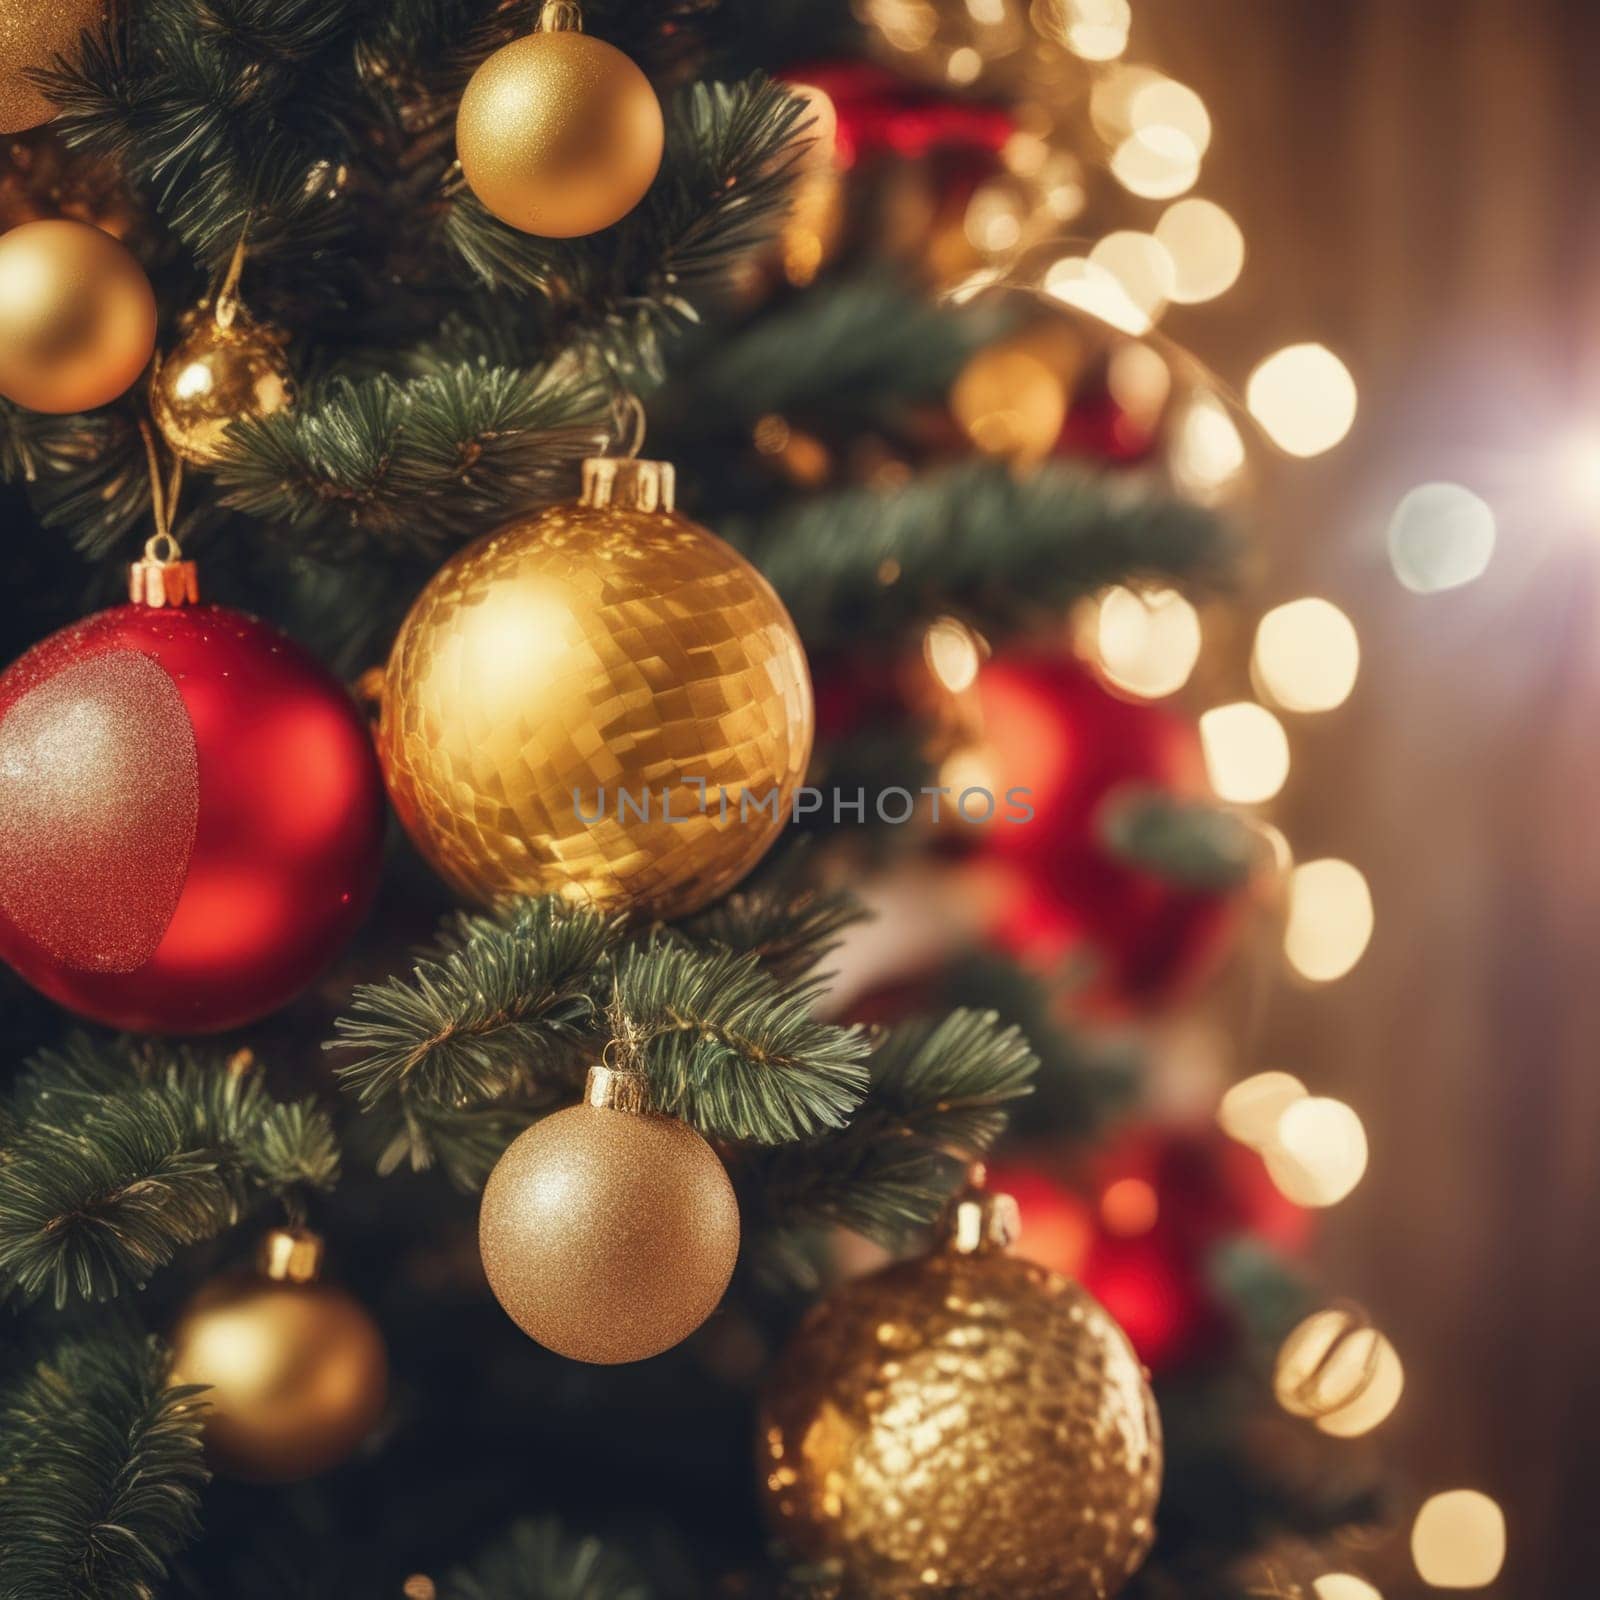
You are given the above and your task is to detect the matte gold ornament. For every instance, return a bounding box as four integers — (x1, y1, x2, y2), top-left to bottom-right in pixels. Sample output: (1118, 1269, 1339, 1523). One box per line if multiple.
(378, 455, 813, 920)
(758, 1180, 1162, 1600)
(168, 1228, 389, 1482)
(0, 218, 156, 412)
(456, 1, 663, 238)
(0, 0, 103, 134)
(479, 1064, 741, 1364)
(150, 309, 294, 465)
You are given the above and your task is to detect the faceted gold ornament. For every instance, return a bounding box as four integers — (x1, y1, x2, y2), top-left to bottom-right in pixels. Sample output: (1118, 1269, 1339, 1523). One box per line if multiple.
(378, 457, 813, 921)
(758, 1184, 1162, 1600)
(167, 1229, 389, 1482)
(150, 311, 294, 465)
(456, 3, 664, 238)
(478, 1065, 741, 1364)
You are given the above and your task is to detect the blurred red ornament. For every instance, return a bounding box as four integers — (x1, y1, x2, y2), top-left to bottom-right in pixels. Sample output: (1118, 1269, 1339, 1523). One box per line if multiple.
(1080, 1228, 1226, 1375)
(0, 590, 385, 1033)
(780, 62, 1015, 170)
(970, 651, 1238, 1010)
(1055, 371, 1161, 466)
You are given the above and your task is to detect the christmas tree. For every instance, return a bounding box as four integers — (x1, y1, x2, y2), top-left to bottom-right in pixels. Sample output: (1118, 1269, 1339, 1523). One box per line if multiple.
(0, 0, 1408, 1596)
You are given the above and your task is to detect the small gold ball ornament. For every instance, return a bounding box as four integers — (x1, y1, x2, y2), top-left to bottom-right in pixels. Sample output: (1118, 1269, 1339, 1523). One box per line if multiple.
(0, 218, 156, 412)
(758, 1181, 1162, 1600)
(168, 1228, 389, 1482)
(479, 1065, 741, 1364)
(378, 455, 813, 920)
(150, 309, 294, 465)
(0, 0, 103, 134)
(456, 2, 664, 238)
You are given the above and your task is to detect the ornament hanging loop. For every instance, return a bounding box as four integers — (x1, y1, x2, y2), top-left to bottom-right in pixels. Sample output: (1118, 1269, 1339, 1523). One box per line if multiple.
(131, 420, 198, 606)
(213, 222, 250, 331)
(608, 388, 648, 460)
(536, 0, 583, 31)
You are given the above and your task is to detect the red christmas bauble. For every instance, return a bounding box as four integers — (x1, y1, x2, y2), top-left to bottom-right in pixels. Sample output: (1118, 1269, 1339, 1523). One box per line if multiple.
(970, 651, 1239, 1010)
(0, 602, 385, 1032)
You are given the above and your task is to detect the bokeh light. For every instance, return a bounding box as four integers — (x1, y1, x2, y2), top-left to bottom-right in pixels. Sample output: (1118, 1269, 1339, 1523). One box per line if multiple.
(1092, 585, 1203, 698)
(1253, 597, 1361, 713)
(1199, 702, 1291, 804)
(1059, 0, 1131, 60)
(1265, 1095, 1368, 1206)
(1129, 77, 1211, 157)
(1171, 392, 1247, 502)
(1100, 1176, 1159, 1236)
(924, 617, 983, 694)
(1285, 858, 1374, 982)
(1314, 1577, 1383, 1600)
(1043, 256, 1152, 335)
(1411, 1491, 1507, 1588)
(1110, 126, 1202, 200)
(951, 343, 1067, 463)
(1246, 344, 1358, 457)
(1154, 198, 1245, 303)
(1387, 482, 1496, 594)
(1218, 1070, 1308, 1148)
(1275, 1308, 1406, 1437)
(1089, 231, 1176, 324)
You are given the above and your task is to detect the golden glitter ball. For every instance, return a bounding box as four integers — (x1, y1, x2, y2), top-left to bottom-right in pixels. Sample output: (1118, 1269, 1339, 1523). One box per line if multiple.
(0, 218, 156, 412)
(168, 1231, 389, 1483)
(758, 1189, 1162, 1600)
(378, 457, 813, 920)
(478, 1066, 741, 1364)
(150, 313, 295, 466)
(0, 0, 102, 134)
(456, 22, 664, 238)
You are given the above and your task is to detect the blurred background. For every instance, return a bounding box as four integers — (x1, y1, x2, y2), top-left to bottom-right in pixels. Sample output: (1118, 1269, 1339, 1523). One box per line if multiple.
(1139, 2, 1600, 1593)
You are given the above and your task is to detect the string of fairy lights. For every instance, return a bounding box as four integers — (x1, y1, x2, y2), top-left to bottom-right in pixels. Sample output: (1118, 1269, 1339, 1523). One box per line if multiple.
(839, 0, 1509, 1591)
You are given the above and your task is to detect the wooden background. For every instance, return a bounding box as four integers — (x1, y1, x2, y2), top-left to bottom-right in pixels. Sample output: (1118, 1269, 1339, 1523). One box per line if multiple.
(1134, 1, 1600, 1592)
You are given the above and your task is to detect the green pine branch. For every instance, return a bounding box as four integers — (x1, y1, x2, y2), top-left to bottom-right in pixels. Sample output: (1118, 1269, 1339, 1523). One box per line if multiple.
(727, 460, 1233, 650)
(0, 1330, 208, 1600)
(443, 1517, 652, 1600)
(677, 886, 868, 987)
(444, 77, 809, 378)
(1099, 787, 1264, 891)
(750, 1008, 1036, 1270)
(0, 1039, 338, 1308)
(211, 361, 608, 555)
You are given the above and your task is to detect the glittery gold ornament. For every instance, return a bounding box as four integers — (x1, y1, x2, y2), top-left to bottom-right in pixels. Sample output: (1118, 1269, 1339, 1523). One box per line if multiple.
(479, 1065, 741, 1364)
(150, 309, 294, 466)
(0, 219, 156, 412)
(0, 0, 103, 134)
(168, 1229, 389, 1482)
(455, 1, 663, 238)
(758, 1181, 1162, 1600)
(378, 454, 813, 920)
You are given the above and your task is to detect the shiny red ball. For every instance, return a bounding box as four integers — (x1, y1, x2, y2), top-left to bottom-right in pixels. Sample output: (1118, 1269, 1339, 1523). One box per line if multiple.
(0, 603, 385, 1033)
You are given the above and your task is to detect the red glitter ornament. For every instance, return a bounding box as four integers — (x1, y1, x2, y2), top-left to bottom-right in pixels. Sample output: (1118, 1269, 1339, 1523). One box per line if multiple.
(0, 543, 385, 1032)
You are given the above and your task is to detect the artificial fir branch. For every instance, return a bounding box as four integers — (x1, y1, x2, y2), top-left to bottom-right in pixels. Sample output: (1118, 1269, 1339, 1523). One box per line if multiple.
(0, 1040, 338, 1307)
(677, 886, 868, 986)
(613, 939, 870, 1144)
(750, 1008, 1036, 1262)
(0, 1331, 208, 1600)
(1099, 788, 1264, 891)
(212, 362, 608, 553)
(730, 460, 1232, 648)
(0, 401, 148, 559)
(442, 1517, 653, 1600)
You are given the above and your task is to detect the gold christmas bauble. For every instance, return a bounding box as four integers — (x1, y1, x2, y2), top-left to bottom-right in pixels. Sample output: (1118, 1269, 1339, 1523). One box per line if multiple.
(150, 312, 295, 465)
(168, 1230, 389, 1482)
(479, 1066, 741, 1364)
(456, 24, 664, 238)
(0, 218, 156, 412)
(0, 0, 102, 134)
(758, 1187, 1162, 1600)
(378, 457, 813, 920)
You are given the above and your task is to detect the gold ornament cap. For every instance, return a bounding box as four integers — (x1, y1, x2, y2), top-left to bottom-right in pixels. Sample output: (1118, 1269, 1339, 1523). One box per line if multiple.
(257, 1227, 325, 1285)
(584, 1061, 651, 1112)
(941, 1167, 1022, 1256)
(128, 533, 199, 608)
(580, 456, 675, 513)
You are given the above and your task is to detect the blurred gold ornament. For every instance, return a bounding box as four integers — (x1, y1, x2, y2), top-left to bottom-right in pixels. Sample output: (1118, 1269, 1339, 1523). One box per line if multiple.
(758, 1181, 1161, 1599)
(168, 1229, 389, 1482)
(0, 219, 156, 412)
(150, 311, 294, 466)
(378, 454, 813, 920)
(0, 128, 144, 240)
(478, 1064, 741, 1364)
(0, 0, 102, 134)
(456, 3, 663, 238)
(950, 338, 1067, 464)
